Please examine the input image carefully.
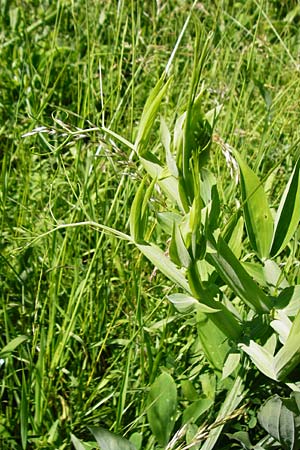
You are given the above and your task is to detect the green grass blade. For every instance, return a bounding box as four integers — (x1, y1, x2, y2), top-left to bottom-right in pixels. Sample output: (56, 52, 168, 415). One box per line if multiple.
(271, 157, 300, 257)
(0, 335, 28, 359)
(234, 151, 273, 260)
(20, 371, 28, 450)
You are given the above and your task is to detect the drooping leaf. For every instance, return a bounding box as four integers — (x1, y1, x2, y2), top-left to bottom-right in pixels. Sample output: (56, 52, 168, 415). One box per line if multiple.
(271, 157, 300, 257)
(147, 372, 177, 447)
(89, 427, 136, 450)
(234, 151, 273, 259)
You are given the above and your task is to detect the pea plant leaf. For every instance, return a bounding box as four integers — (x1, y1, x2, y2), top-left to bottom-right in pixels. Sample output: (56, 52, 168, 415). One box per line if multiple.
(234, 151, 273, 260)
(275, 309, 300, 381)
(89, 427, 136, 450)
(271, 157, 300, 257)
(258, 394, 300, 450)
(147, 372, 177, 448)
(134, 74, 172, 156)
(207, 236, 273, 313)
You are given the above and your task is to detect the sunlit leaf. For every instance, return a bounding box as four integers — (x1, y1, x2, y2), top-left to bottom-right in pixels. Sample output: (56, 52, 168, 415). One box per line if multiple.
(275, 309, 300, 381)
(137, 243, 190, 292)
(208, 237, 272, 313)
(135, 75, 172, 156)
(239, 340, 277, 380)
(271, 157, 300, 257)
(234, 151, 273, 259)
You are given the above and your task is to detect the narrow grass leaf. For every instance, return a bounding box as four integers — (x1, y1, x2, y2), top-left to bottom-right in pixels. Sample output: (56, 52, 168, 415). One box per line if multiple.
(89, 427, 136, 450)
(21, 372, 28, 450)
(234, 151, 273, 259)
(201, 374, 245, 450)
(147, 372, 177, 447)
(0, 335, 28, 359)
(271, 157, 300, 257)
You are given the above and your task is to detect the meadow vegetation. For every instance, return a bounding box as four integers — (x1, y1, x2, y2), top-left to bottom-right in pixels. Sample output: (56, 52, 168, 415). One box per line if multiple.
(1, 1, 300, 449)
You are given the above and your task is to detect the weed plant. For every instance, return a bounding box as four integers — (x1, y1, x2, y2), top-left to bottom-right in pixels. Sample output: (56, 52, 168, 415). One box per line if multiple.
(1, 1, 300, 449)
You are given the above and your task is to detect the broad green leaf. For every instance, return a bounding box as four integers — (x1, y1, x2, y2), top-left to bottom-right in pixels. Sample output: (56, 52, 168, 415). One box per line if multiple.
(89, 427, 136, 450)
(258, 394, 300, 450)
(239, 341, 277, 380)
(187, 261, 241, 340)
(271, 157, 300, 257)
(182, 396, 213, 425)
(168, 293, 220, 314)
(222, 352, 241, 380)
(137, 243, 190, 292)
(208, 237, 272, 313)
(234, 151, 273, 259)
(275, 309, 300, 381)
(135, 75, 172, 156)
(197, 312, 231, 371)
(0, 335, 28, 359)
(147, 372, 177, 447)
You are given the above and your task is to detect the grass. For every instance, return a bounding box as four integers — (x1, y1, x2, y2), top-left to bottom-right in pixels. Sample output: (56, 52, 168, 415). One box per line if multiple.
(1, 0, 300, 449)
